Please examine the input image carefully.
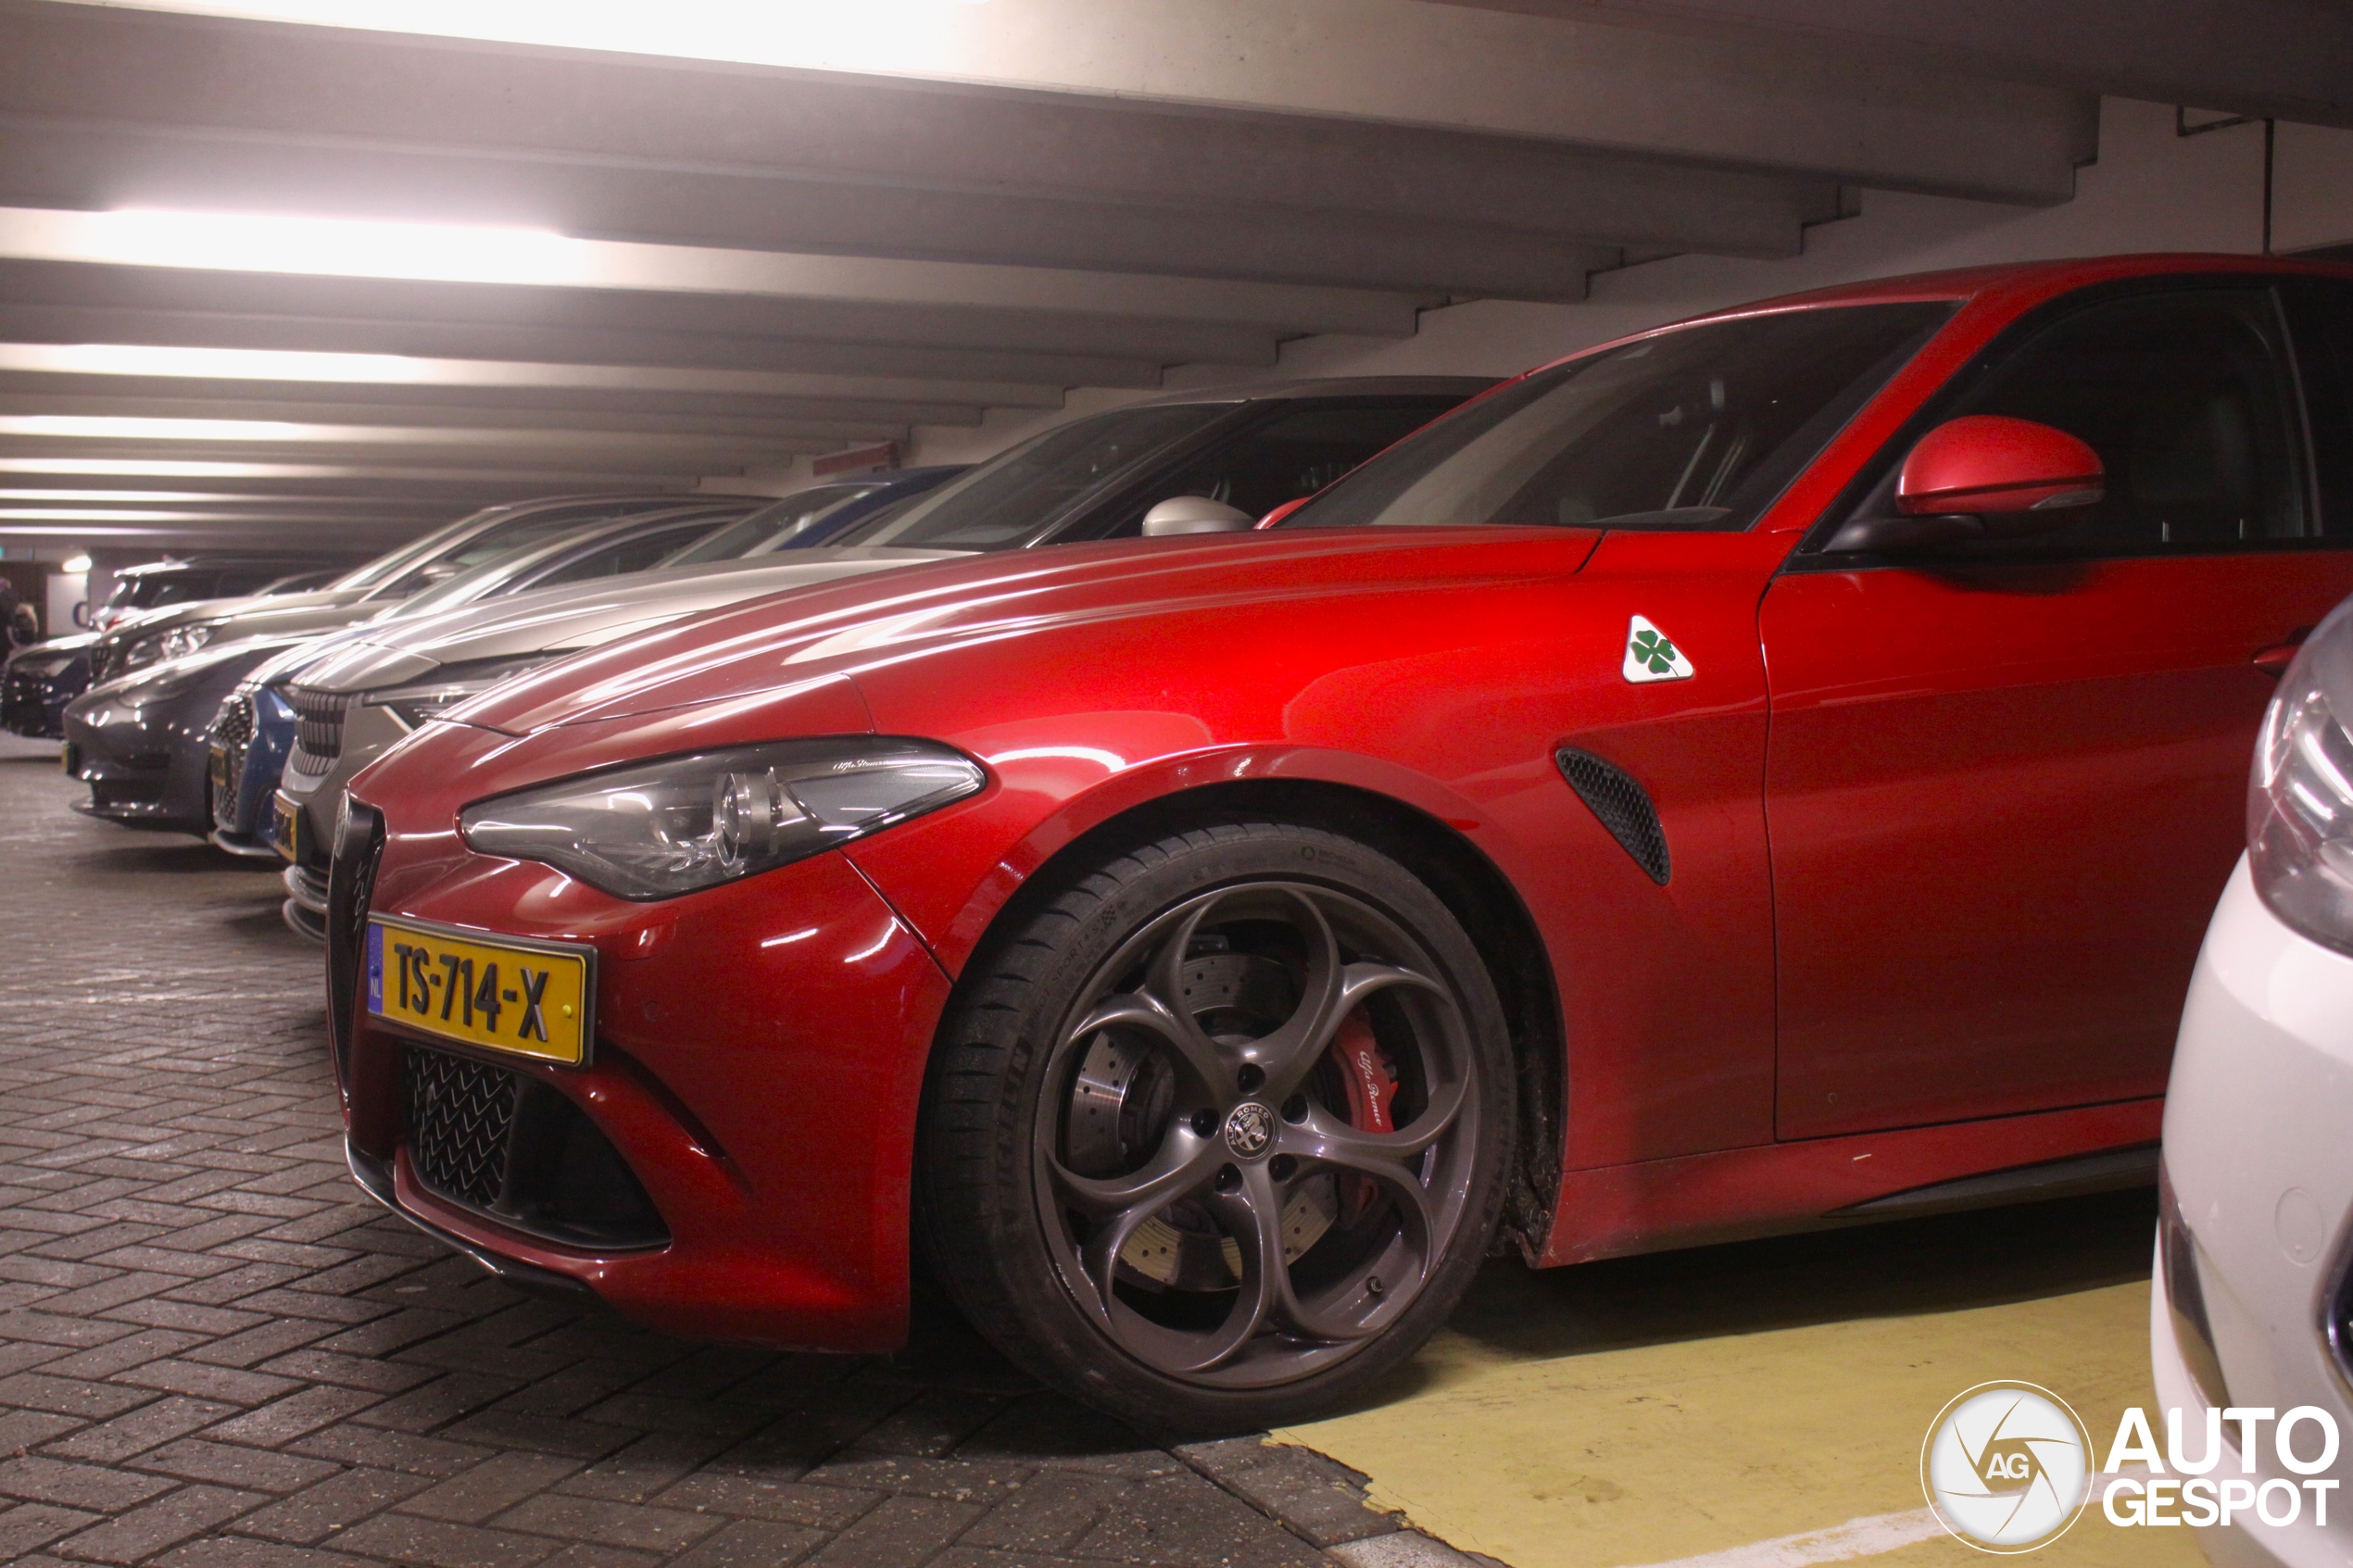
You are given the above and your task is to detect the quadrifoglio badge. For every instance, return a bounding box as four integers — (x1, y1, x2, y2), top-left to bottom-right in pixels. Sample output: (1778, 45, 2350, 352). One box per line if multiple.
(1923, 1386, 2343, 1551)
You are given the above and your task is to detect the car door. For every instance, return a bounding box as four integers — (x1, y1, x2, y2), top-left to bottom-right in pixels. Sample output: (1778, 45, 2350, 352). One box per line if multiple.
(1762, 282, 2353, 1141)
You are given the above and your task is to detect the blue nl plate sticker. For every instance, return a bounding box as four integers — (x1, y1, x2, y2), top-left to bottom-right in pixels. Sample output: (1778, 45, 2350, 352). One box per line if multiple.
(366, 922, 384, 1014)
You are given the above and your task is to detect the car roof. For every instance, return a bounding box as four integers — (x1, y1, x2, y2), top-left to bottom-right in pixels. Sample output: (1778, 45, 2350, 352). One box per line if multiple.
(1674, 252, 2353, 325)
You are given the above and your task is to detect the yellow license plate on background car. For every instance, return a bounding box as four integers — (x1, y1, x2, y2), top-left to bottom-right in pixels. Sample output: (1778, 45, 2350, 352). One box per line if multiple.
(366, 915, 595, 1066)
(271, 793, 302, 861)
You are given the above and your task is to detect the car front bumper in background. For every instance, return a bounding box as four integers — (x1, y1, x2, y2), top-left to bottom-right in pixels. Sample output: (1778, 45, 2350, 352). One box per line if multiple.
(61, 685, 214, 829)
(2158, 859, 2353, 1568)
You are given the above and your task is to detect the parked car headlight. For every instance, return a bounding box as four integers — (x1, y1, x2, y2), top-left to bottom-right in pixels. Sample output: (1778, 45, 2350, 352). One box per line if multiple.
(363, 656, 562, 730)
(2249, 600, 2353, 953)
(121, 621, 216, 671)
(459, 739, 987, 900)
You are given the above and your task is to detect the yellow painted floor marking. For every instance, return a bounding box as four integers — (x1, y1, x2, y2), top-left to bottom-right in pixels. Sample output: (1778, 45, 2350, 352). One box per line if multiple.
(1277, 1191, 2201, 1568)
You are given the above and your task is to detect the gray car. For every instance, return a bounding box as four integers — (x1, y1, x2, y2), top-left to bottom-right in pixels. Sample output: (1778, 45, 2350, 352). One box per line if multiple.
(65, 500, 758, 833)
(259, 376, 1492, 936)
(87, 493, 752, 684)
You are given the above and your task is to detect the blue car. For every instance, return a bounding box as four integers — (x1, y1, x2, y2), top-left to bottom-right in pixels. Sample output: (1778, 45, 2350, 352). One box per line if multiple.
(206, 680, 297, 859)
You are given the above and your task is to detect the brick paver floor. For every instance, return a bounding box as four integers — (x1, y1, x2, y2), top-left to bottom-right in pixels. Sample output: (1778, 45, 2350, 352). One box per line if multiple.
(0, 740, 1416, 1568)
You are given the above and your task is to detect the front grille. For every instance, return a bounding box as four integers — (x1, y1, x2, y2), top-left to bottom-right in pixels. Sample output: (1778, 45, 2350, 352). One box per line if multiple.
(324, 801, 383, 1088)
(288, 687, 354, 764)
(1555, 747, 1672, 885)
(407, 1050, 520, 1208)
(209, 692, 258, 831)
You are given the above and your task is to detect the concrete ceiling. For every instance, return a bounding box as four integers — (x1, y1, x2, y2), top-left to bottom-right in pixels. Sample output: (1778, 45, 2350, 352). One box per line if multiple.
(0, 0, 2342, 552)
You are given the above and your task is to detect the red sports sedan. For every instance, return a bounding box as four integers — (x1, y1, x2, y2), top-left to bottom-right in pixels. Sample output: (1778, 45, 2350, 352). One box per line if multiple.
(333, 255, 2353, 1430)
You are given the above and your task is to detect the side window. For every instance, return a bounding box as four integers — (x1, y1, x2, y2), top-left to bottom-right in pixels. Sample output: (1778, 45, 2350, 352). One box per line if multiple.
(1925, 289, 2309, 553)
(2283, 281, 2353, 536)
(528, 521, 728, 589)
(1089, 401, 1458, 539)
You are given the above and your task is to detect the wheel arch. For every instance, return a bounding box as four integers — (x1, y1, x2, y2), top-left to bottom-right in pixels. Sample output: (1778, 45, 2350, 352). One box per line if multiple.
(943, 774, 1567, 1258)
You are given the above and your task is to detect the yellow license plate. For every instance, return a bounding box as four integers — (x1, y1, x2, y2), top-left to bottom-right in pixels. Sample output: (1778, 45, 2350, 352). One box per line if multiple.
(271, 792, 302, 862)
(366, 916, 595, 1066)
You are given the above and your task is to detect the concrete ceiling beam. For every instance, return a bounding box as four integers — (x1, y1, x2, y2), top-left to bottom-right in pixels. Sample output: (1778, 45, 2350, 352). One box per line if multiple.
(0, 373, 996, 430)
(0, 123, 1645, 299)
(0, 208, 1421, 342)
(0, 344, 1065, 408)
(1434, 0, 2353, 130)
(0, 304, 1174, 390)
(0, 394, 915, 444)
(0, 259, 1297, 370)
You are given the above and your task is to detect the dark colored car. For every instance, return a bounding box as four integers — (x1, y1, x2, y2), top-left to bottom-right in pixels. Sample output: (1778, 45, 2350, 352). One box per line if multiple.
(3, 633, 95, 739)
(337, 256, 2353, 1433)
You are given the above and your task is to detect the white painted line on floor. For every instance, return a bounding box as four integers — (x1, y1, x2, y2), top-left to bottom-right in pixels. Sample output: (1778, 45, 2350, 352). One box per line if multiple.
(1615, 1508, 1947, 1568)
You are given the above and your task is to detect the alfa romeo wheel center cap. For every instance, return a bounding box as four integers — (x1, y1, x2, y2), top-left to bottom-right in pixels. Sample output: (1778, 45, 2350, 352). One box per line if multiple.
(1223, 1101, 1276, 1159)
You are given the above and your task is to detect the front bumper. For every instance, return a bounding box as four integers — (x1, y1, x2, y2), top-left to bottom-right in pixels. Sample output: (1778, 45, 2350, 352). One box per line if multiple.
(2156, 859, 2353, 1568)
(4, 655, 83, 738)
(338, 721, 956, 1351)
(61, 685, 213, 831)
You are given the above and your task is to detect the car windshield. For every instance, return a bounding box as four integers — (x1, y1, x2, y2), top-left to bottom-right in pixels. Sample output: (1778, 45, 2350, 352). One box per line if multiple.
(837, 404, 1232, 550)
(1285, 303, 1954, 533)
(663, 484, 883, 566)
(361, 508, 669, 599)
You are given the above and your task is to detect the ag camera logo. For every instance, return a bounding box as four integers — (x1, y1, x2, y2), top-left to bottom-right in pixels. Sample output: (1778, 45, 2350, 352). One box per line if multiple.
(1920, 1382, 2092, 1552)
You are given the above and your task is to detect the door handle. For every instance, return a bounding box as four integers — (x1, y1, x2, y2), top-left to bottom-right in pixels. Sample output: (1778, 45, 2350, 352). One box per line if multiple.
(2254, 627, 2312, 676)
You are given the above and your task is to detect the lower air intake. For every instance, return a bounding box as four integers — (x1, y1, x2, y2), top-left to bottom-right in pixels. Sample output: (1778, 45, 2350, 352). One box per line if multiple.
(403, 1047, 669, 1250)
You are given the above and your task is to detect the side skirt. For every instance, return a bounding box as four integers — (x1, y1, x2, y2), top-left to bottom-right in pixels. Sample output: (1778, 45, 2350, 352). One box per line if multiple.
(1537, 1098, 2162, 1266)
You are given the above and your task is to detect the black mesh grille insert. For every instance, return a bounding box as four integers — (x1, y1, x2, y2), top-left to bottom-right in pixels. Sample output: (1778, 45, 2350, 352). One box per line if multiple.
(208, 692, 257, 831)
(325, 803, 383, 1088)
(406, 1049, 519, 1209)
(1554, 747, 1671, 885)
(399, 1046, 670, 1250)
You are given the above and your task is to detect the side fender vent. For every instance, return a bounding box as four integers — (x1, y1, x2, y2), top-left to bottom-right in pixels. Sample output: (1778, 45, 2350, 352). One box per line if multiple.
(1554, 748, 1670, 885)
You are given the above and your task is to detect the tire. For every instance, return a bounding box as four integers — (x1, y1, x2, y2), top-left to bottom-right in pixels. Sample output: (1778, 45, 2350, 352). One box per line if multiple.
(917, 820, 1515, 1434)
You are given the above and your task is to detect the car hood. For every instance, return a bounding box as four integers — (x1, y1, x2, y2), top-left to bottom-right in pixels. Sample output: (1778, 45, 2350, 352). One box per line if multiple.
(70, 630, 322, 711)
(101, 585, 376, 639)
(462, 528, 1603, 735)
(288, 547, 965, 696)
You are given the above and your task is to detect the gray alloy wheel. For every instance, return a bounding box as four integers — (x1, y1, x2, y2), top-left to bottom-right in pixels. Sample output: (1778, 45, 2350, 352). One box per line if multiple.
(920, 822, 1513, 1432)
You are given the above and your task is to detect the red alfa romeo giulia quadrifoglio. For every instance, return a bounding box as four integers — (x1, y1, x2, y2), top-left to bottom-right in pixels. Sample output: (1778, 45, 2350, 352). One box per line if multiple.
(331, 255, 2353, 1430)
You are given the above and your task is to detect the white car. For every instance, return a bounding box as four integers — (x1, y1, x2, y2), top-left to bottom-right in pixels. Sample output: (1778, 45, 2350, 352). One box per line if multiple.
(2159, 591, 2353, 1567)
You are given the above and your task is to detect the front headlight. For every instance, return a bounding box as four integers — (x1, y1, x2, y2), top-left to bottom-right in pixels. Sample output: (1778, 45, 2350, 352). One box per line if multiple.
(459, 738, 987, 900)
(364, 656, 560, 730)
(2249, 598, 2353, 953)
(122, 622, 216, 671)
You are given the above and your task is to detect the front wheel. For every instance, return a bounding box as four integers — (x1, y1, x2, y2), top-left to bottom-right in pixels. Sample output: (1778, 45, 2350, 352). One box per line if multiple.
(918, 821, 1515, 1432)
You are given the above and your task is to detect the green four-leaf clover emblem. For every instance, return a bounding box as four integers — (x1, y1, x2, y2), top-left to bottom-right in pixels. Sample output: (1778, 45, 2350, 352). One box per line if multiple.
(1630, 628, 1679, 674)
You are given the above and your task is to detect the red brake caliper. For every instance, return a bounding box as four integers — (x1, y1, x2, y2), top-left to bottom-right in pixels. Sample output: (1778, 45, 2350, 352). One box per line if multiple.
(1328, 1010, 1397, 1219)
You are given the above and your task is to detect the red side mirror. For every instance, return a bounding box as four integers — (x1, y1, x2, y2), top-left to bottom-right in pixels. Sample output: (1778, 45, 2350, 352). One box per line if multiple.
(1896, 416, 2104, 518)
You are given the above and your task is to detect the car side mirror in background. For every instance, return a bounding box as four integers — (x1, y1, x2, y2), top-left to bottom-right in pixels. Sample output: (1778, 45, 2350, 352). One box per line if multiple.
(1141, 495, 1256, 536)
(1824, 415, 2104, 553)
